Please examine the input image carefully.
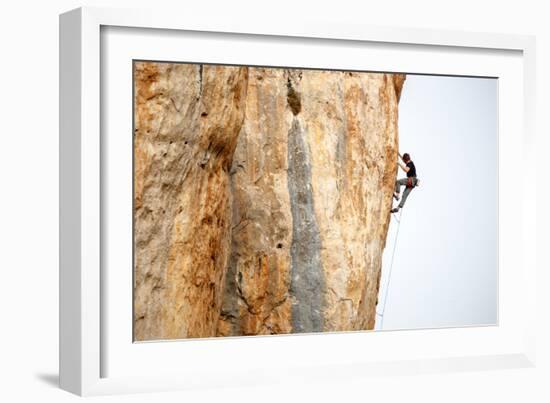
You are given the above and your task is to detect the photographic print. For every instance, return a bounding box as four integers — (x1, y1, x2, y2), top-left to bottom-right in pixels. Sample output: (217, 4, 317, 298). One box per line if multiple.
(133, 61, 497, 341)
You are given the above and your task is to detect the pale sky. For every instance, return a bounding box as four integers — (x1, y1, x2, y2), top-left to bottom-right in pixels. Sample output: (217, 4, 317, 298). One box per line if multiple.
(375, 74, 498, 331)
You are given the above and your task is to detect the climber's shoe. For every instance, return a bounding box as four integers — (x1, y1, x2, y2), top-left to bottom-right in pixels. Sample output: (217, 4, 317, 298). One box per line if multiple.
(391, 207, 400, 214)
(393, 192, 400, 201)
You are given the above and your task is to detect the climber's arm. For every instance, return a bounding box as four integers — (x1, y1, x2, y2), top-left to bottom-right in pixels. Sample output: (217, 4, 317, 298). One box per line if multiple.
(397, 153, 410, 172)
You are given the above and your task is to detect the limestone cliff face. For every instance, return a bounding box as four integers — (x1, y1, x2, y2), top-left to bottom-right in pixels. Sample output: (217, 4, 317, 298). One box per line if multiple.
(133, 62, 248, 340)
(133, 62, 405, 340)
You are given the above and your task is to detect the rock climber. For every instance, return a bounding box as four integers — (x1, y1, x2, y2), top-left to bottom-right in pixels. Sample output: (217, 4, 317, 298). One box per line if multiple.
(391, 152, 418, 213)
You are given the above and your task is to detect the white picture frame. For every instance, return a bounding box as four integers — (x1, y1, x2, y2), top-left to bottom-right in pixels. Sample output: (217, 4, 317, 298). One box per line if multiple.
(59, 6, 537, 396)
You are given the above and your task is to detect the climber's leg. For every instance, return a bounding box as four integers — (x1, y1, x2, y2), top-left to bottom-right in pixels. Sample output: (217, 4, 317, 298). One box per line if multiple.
(398, 178, 417, 209)
(394, 178, 408, 198)
(398, 187, 412, 209)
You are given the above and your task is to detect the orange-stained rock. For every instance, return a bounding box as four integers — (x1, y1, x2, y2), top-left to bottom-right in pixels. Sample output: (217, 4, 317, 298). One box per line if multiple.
(133, 62, 248, 340)
(217, 68, 294, 336)
(219, 69, 405, 335)
(133, 62, 405, 340)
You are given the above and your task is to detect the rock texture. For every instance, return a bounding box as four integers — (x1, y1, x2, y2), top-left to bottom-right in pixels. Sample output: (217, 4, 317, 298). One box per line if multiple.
(133, 61, 405, 341)
(133, 62, 248, 340)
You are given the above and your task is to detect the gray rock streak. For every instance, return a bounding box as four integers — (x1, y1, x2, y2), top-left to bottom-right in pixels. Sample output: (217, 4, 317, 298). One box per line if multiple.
(287, 118, 324, 333)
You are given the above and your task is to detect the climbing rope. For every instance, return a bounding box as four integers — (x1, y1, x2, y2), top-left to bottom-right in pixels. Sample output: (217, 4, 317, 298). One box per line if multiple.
(376, 208, 403, 330)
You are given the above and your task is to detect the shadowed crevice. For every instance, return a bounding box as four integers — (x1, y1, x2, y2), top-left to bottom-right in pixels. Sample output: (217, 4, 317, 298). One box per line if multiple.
(286, 78, 302, 115)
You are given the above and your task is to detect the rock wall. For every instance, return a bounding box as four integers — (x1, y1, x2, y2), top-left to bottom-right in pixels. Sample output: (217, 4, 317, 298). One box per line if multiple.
(133, 61, 405, 340)
(133, 62, 248, 340)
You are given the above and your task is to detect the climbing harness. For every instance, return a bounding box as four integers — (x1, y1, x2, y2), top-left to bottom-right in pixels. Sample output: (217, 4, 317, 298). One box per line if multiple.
(376, 208, 403, 330)
(406, 177, 421, 189)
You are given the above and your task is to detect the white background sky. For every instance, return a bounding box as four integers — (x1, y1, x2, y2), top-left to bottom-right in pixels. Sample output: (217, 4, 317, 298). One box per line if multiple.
(375, 74, 498, 330)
